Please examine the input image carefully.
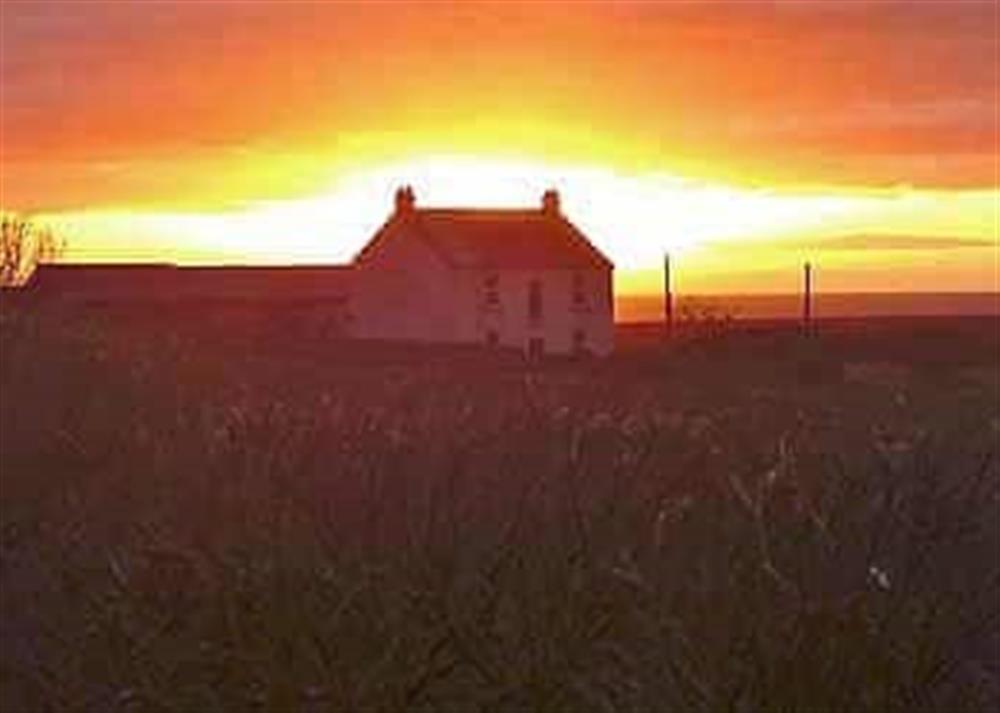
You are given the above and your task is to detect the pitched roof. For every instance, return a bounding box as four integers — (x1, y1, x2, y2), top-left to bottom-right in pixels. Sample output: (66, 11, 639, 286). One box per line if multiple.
(27, 264, 351, 301)
(27, 264, 174, 292)
(355, 208, 613, 270)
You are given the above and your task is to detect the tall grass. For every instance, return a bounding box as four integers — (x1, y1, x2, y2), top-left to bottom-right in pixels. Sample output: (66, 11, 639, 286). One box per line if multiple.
(1, 308, 997, 711)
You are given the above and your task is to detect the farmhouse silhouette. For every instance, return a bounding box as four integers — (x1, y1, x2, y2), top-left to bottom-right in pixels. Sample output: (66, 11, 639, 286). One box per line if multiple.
(27, 188, 615, 355)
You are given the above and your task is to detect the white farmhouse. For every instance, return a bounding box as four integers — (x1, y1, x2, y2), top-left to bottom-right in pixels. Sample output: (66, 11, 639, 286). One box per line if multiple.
(351, 187, 614, 356)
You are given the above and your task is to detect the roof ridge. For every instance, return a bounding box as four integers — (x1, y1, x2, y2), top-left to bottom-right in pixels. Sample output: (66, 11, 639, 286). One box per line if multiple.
(417, 207, 543, 214)
(39, 262, 176, 269)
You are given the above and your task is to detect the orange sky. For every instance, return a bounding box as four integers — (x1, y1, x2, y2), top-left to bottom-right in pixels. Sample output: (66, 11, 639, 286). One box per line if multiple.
(1, 1, 996, 294)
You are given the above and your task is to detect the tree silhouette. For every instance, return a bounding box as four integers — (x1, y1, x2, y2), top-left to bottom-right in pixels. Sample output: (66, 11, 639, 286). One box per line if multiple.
(0, 214, 63, 286)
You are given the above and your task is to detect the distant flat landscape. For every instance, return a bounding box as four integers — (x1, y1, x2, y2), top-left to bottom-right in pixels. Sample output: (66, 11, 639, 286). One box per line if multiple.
(616, 292, 1000, 322)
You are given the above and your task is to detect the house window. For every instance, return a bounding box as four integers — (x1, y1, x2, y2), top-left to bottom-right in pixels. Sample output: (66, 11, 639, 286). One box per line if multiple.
(572, 272, 586, 309)
(528, 279, 543, 322)
(483, 273, 500, 308)
(486, 329, 499, 347)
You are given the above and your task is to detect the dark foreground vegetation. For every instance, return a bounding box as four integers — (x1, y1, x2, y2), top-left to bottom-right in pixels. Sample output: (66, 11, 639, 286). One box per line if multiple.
(1, 306, 998, 712)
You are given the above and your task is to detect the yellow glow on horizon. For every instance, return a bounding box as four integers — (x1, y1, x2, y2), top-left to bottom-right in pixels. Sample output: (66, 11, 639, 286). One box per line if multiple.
(41, 155, 997, 295)
(42, 156, 863, 262)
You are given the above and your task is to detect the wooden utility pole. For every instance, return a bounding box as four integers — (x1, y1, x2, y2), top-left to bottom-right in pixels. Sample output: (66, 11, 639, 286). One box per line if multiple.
(664, 252, 673, 337)
(802, 261, 813, 333)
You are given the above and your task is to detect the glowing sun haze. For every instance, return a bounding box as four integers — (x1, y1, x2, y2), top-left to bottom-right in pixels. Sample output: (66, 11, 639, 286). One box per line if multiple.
(1, 0, 996, 295)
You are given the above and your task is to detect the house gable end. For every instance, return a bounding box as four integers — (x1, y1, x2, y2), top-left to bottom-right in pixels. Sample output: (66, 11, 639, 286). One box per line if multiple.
(351, 215, 455, 272)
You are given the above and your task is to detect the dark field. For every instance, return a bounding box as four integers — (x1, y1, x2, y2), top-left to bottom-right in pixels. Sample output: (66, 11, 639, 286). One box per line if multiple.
(1, 307, 998, 711)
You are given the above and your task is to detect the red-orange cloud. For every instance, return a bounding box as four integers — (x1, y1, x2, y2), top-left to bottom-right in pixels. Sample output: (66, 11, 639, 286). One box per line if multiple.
(2, 1, 994, 212)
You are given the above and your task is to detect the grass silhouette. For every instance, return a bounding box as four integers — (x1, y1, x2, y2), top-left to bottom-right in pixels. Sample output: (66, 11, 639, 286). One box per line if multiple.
(1, 307, 997, 711)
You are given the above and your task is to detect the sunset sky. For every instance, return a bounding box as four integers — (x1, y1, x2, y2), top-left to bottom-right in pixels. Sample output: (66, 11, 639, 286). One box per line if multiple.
(1, 0, 996, 295)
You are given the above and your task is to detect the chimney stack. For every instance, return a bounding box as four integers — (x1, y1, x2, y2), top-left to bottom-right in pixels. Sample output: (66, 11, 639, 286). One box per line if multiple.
(394, 185, 415, 214)
(541, 189, 561, 216)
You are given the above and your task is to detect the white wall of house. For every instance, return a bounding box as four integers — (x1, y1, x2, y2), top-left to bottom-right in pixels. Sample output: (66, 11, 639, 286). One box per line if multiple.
(353, 250, 613, 354)
(453, 267, 614, 356)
